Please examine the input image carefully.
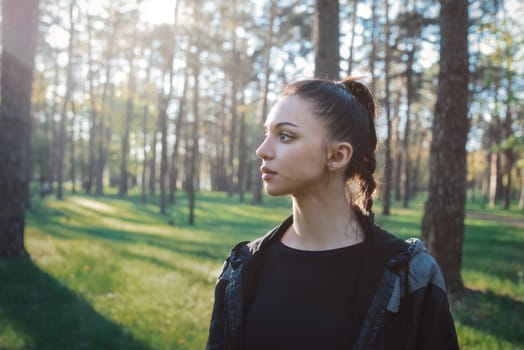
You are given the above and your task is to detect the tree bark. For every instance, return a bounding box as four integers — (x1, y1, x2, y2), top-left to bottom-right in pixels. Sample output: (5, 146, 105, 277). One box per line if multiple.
(159, 95, 169, 214)
(228, 0, 239, 196)
(392, 90, 402, 201)
(141, 104, 149, 204)
(401, 46, 415, 208)
(252, 0, 276, 204)
(237, 87, 248, 202)
(96, 8, 118, 196)
(313, 0, 340, 80)
(346, 0, 358, 76)
(519, 170, 524, 210)
(422, 0, 469, 293)
(368, 0, 377, 92)
(382, 0, 392, 216)
(0, 0, 39, 257)
(118, 50, 136, 196)
(488, 117, 501, 207)
(69, 99, 77, 193)
(188, 63, 201, 225)
(149, 118, 158, 196)
(56, 0, 76, 200)
(86, 13, 97, 195)
(503, 74, 514, 210)
(169, 70, 189, 204)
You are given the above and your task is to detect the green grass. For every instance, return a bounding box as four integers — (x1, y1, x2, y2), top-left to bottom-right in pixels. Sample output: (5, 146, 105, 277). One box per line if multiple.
(0, 190, 523, 349)
(375, 198, 524, 349)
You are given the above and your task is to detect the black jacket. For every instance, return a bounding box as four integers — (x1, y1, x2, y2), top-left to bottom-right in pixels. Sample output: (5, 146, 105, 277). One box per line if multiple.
(206, 216, 459, 350)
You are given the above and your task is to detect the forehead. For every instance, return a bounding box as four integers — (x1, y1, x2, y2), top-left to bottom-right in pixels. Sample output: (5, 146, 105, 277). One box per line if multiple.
(265, 95, 317, 127)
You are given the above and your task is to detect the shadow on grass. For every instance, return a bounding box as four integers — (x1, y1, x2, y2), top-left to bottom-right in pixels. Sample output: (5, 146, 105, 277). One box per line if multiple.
(28, 202, 239, 263)
(451, 288, 524, 346)
(28, 194, 282, 263)
(463, 220, 524, 282)
(0, 257, 151, 350)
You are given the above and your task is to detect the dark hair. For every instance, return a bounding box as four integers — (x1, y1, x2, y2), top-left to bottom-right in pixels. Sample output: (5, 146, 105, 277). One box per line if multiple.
(281, 77, 378, 228)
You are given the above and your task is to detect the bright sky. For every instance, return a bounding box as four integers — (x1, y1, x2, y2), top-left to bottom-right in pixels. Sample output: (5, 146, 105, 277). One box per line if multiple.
(140, 0, 176, 25)
(45, 0, 176, 50)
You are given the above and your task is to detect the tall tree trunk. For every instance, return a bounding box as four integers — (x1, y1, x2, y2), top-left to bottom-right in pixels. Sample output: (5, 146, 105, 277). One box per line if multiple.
(503, 75, 514, 210)
(519, 170, 524, 210)
(422, 0, 469, 293)
(218, 95, 228, 191)
(402, 46, 415, 208)
(141, 104, 149, 204)
(86, 13, 97, 195)
(237, 87, 248, 202)
(252, 0, 276, 204)
(47, 58, 60, 193)
(159, 95, 169, 214)
(149, 118, 158, 196)
(119, 53, 136, 196)
(481, 150, 490, 200)
(347, 0, 358, 76)
(159, 0, 179, 213)
(0, 0, 39, 257)
(69, 99, 77, 193)
(56, 0, 75, 200)
(313, 0, 340, 80)
(169, 70, 189, 204)
(368, 0, 377, 92)
(228, 0, 239, 196)
(392, 90, 402, 201)
(188, 63, 201, 225)
(95, 8, 118, 196)
(411, 127, 425, 197)
(488, 117, 501, 207)
(382, 0, 392, 215)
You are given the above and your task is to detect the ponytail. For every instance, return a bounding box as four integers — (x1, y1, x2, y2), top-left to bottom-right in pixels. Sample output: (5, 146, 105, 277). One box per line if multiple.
(337, 78, 378, 223)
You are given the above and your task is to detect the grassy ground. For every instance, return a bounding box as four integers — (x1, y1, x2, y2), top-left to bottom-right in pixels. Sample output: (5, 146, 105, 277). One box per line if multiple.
(0, 190, 522, 349)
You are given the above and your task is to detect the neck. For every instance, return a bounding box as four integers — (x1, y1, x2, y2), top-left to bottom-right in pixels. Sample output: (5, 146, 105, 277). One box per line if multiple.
(283, 182, 365, 251)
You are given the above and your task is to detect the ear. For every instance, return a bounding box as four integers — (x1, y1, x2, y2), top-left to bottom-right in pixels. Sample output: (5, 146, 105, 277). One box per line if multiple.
(327, 142, 353, 171)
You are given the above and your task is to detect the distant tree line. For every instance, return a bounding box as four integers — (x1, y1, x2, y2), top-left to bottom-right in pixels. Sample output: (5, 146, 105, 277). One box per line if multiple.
(26, 0, 523, 215)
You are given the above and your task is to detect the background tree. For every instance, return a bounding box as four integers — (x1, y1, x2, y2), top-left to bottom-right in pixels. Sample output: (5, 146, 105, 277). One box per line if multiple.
(0, 0, 40, 257)
(252, 0, 277, 205)
(422, 0, 469, 292)
(313, 0, 340, 79)
(56, 0, 76, 200)
(21, 0, 524, 225)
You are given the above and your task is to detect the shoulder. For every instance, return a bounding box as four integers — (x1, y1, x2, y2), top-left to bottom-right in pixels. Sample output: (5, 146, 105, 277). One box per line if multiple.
(404, 238, 446, 293)
(368, 224, 410, 263)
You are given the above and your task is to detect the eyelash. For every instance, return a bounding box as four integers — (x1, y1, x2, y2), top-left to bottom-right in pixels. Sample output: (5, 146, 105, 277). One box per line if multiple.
(263, 129, 294, 142)
(279, 132, 293, 142)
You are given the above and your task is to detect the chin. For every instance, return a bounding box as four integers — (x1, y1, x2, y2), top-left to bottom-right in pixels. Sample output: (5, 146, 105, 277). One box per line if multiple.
(263, 185, 289, 197)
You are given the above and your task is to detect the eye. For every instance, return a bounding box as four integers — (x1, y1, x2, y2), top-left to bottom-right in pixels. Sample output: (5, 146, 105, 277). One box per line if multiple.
(279, 132, 293, 142)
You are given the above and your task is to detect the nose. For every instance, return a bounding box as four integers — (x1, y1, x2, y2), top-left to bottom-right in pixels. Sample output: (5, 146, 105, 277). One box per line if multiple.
(255, 135, 273, 160)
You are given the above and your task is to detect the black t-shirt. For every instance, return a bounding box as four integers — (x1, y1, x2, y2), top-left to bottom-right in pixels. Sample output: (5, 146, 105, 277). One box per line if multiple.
(244, 239, 376, 350)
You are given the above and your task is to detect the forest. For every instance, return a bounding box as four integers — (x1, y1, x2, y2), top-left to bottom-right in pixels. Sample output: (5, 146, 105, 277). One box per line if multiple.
(0, 0, 523, 348)
(0, 0, 521, 276)
(21, 0, 522, 213)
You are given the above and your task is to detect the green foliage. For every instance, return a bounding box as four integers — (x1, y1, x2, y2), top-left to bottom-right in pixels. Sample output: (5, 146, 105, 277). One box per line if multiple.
(0, 191, 522, 349)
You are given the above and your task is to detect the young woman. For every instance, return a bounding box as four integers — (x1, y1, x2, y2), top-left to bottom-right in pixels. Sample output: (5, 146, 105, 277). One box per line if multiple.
(206, 77, 459, 350)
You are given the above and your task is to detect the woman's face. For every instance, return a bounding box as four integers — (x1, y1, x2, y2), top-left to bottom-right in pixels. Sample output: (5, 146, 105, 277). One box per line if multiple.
(256, 95, 332, 197)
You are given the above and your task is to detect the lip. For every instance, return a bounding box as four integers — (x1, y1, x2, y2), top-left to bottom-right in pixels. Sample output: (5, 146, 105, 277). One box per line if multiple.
(260, 166, 277, 180)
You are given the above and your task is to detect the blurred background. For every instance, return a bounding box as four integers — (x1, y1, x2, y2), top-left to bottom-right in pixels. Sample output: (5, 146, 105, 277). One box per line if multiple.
(0, 0, 523, 349)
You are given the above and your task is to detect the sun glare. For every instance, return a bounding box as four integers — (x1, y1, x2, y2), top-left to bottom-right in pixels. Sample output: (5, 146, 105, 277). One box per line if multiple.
(140, 0, 175, 25)
(46, 24, 69, 49)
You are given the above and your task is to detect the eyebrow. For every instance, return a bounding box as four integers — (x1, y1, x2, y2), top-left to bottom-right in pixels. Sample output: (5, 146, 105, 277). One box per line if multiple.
(264, 121, 300, 129)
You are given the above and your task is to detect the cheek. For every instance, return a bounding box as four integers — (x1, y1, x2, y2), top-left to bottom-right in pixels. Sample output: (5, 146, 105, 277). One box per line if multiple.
(285, 143, 327, 174)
